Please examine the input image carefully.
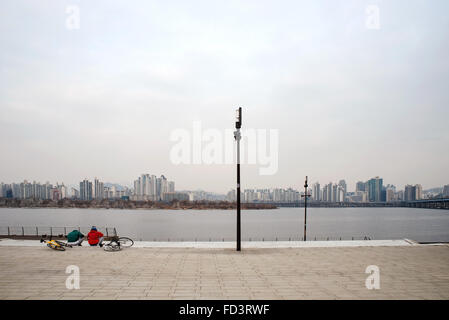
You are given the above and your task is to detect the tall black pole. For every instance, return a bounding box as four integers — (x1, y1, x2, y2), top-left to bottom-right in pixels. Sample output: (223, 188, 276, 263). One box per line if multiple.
(304, 176, 308, 241)
(234, 107, 242, 251)
(237, 157, 241, 251)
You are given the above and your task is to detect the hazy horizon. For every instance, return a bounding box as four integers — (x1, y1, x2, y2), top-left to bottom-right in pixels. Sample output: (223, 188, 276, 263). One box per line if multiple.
(1, 0, 448, 193)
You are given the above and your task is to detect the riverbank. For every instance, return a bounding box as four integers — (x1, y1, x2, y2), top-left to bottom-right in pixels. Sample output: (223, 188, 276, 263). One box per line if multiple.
(0, 198, 277, 210)
(0, 240, 448, 300)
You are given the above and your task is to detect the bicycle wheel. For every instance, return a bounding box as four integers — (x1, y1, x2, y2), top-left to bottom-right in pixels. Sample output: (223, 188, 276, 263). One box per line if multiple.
(47, 243, 65, 251)
(55, 240, 69, 247)
(118, 237, 134, 247)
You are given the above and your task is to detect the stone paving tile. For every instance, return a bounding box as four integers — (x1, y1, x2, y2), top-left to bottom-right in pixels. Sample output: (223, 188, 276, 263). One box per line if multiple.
(0, 245, 448, 300)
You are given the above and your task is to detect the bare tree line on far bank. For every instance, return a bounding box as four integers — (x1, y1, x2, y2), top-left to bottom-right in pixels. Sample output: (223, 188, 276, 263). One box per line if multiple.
(0, 198, 277, 210)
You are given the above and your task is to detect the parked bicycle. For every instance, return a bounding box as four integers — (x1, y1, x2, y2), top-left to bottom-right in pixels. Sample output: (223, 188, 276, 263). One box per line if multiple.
(40, 237, 72, 251)
(103, 236, 134, 252)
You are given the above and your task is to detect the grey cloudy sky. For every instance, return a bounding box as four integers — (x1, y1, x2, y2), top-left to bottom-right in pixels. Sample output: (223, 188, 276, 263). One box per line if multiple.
(1, 0, 448, 193)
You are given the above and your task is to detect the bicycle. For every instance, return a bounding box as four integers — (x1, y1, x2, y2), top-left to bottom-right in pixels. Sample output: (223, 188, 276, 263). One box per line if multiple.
(40, 237, 72, 251)
(103, 236, 134, 252)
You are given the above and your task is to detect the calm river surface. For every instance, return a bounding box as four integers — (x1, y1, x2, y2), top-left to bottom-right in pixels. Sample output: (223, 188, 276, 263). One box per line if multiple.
(0, 207, 448, 242)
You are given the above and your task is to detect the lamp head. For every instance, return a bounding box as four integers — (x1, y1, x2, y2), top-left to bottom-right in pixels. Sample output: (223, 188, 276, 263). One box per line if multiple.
(235, 107, 242, 129)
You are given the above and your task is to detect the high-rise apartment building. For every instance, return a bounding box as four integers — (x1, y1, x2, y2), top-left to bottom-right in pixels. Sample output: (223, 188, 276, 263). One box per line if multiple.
(404, 184, 422, 201)
(386, 188, 395, 202)
(338, 180, 347, 201)
(312, 182, 320, 201)
(321, 183, 332, 202)
(156, 177, 162, 200)
(0, 180, 58, 200)
(93, 178, 104, 200)
(337, 186, 345, 202)
(415, 184, 422, 200)
(80, 179, 93, 200)
(57, 183, 67, 199)
(356, 181, 366, 193)
(404, 184, 416, 201)
(326, 183, 333, 202)
(332, 184, 338, 203)
(133, 174, 174, 201)
(321, 184, 327, 202)
(368, 177, 383, 202)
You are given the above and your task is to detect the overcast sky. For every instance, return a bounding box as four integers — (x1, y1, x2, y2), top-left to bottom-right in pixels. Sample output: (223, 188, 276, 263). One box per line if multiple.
(1, 0, 448, 193)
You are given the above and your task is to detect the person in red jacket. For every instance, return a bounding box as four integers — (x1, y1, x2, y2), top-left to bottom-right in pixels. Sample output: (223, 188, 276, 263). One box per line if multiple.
(87, 226, 104, 247)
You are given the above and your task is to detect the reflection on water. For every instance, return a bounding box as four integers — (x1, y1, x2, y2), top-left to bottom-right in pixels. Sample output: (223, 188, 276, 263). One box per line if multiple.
(0, 207, 448, 242)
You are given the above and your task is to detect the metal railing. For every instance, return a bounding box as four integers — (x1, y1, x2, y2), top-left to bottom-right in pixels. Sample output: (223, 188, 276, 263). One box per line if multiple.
(0, 226, 117, 238)
(0, 227, 372, 241)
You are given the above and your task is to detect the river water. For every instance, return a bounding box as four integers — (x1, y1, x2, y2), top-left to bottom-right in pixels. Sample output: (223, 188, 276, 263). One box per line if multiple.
(0, 207, 448, 242)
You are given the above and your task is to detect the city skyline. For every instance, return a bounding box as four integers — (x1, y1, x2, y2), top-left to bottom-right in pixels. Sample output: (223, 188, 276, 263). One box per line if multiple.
(0, 170, 447, 196)
(2, 175, 448, 201)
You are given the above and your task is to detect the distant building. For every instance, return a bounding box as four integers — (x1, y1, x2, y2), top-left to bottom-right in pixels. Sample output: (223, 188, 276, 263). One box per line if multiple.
(348, 191, 367, 203)
(321, 183, 332, 202)
(71, 188, 79, 199)
(50, 188, 60, 201)
(133, 174, 175, 201)
(103, 186, 113, 199)
(337, 186, 345, 202)
(358, 191, 368, 203)
(381, 187, 386, 202)
(404, 185, 416, 201)
(386, 187, 395, 202)
(80, 179, 93, 200)
(367, 177, 383, 202)
(415, 184, 422, 200)
(158, 175, 168, 201)
(338, 180, 347, 201)
(312, 183, 320, 201)
(93, 178, 104, 200)
(444, 185, 449, 197)
(404, 185, 413, 201)
(57, 183, 67, 199)
(0, 181, 59, 200)
(162, 192, 189, 201)
(0, 183, 6, 197)
(332, 184, 338, 202)
(356, 181, 366, 193)
(404, 184, 423, 201)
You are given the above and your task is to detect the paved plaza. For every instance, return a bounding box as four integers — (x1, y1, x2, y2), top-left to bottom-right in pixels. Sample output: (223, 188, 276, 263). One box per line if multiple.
(0, 241, 448, 300)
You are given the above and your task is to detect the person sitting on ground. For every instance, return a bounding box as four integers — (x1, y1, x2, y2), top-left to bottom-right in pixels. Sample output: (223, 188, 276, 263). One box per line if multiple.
(87, 226, 104, 247)
(66, 229, 84, 246)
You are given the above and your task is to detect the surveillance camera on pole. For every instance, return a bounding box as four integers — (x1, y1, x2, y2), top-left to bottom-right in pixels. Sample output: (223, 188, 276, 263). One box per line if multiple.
(234, 107, 242, 251)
